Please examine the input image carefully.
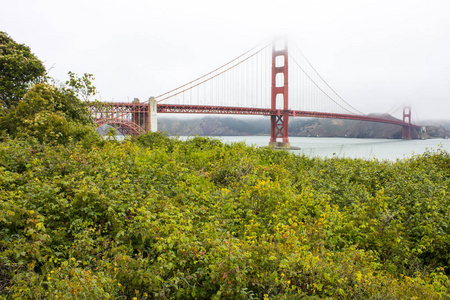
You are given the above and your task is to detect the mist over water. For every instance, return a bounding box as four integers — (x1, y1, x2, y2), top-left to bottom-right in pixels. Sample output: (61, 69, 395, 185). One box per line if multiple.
(180, 136, 450, 161)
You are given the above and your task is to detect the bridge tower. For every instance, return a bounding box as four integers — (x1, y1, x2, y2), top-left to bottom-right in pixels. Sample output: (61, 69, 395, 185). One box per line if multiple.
(269, 40, 290, 148)
(402, 106, 412, 139)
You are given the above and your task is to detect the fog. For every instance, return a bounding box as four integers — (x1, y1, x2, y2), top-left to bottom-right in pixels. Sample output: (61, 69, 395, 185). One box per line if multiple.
(2, 0, 450, 120)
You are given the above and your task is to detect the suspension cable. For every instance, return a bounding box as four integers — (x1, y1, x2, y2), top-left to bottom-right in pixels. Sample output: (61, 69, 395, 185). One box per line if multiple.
(153, 41, 271, 102)
(289, 44, 365, 115)
(289, 54, 362, 115)
(155, 43, 271, 103)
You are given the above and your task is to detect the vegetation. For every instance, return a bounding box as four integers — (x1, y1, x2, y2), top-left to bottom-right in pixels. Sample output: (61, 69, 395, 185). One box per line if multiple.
(0, 32, 46, 109)
(1, 32, 450, 299)
(1, 131, 450, 299)
(0, 83, 98, 146)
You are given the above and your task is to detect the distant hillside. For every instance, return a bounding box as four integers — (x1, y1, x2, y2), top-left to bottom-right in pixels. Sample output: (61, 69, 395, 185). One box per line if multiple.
(424, 120, 450, 130)
(158, 116, 449, 139)
(421, 120, 450, 138)
(158, 116, 270, 136)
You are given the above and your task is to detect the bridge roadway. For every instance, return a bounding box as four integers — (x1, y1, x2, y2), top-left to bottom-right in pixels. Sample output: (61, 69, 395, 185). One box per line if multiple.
(156, 104, 421, 129)
(91, 102, 420, 137)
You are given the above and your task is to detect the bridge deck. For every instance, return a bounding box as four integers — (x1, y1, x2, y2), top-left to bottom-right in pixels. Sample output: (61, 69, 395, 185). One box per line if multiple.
(156, 104, 420, 129)
(90, 102, 420, 138)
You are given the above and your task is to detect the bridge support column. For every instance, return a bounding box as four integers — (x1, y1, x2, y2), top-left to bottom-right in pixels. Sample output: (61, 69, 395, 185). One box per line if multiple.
(269, 40, 290, 148)
(402, 106, 411, 139)
(148, 97, 158, 132)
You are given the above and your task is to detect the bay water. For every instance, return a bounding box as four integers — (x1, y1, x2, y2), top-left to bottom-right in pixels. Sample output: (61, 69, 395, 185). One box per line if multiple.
(180, 136, 450, 161)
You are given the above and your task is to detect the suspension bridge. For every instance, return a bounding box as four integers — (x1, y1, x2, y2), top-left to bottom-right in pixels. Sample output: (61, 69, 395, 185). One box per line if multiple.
(90, 39, 420, 147)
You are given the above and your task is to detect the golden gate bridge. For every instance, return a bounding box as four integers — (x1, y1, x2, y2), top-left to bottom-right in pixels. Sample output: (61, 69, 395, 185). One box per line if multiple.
(90, 39, 420, 147)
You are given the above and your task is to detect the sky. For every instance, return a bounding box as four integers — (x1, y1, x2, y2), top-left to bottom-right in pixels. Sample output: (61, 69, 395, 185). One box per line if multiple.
(2, 0, 450, 121)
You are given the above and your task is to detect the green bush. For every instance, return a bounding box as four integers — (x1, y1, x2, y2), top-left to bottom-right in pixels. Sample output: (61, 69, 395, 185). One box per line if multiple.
(1, 136, 450, 299)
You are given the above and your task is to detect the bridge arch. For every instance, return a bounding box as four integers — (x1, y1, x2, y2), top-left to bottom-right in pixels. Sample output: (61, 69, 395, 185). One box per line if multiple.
(95, 119, 145, 136)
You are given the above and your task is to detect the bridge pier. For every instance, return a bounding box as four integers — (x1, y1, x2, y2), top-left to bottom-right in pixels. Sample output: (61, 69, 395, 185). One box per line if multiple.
(148, 97, 158, 132)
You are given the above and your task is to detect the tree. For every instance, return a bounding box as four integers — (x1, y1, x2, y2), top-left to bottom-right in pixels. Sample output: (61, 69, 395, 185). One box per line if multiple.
(0, 83, 98, 145)
(0, 31, 46, 109)
(64, 71, 98, 102)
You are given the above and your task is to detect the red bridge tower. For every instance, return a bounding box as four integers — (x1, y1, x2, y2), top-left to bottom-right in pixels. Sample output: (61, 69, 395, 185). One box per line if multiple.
(269, 40, 290, 148)
(402, 106, 412, 139)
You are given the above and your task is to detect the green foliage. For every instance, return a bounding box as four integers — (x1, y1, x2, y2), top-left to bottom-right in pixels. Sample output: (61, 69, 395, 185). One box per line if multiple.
(1, 134, 450, 299)
(0, 32, 46, 109)
(0, 32, 99, 148)
(133, 131, 180, 151)
(0, 83, 99, 146)
(64, 71, 98, 102)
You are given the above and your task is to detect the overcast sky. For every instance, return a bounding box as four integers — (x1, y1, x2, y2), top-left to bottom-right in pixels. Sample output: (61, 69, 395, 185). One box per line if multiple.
(2, 0, 450, 121)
